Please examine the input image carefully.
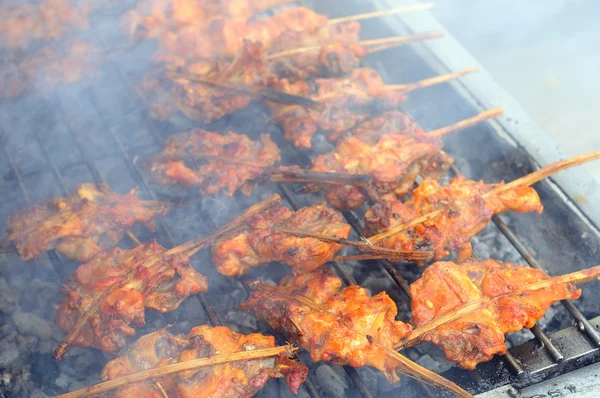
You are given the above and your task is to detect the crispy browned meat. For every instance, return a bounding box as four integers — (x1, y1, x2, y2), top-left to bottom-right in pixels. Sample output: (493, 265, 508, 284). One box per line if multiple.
(0, 40, 100, 99)
(307, 112, 454, 210)
(0, 0, 88, 49)
(410, 259, 582, 369)
(212, 202, 350, 276)
(241, 268, 412, 382)
(141, 40, 272, 122)
(55, 241, 208, 355)
(145, 129, 280, 195)
(1, 183, 166, 262)
(100, 325, 307, 397)
(270, 69, 407, 148)
(364, 175, 544, 263)
(121, 0, 295, 40)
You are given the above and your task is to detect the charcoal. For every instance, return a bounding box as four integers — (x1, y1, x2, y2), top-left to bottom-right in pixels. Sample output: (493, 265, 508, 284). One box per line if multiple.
(12, 311, 52, 341)
(315, 364, 349, 398)
(0, 278, 15, 313)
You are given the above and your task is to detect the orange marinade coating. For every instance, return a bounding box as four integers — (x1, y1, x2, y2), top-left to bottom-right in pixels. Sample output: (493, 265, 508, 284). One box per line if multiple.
(242, 268, 412, 382)
(310, 112, 454, 210)
(145, 129, 280, 195)
(2, 183, 166, 262)
(364, 175, 544, 263)
(271, 68, 407, 148)
(55, 241, 208, 356)
(410, 259, 581, 369)
(101, 325, 307, 397)
(213, 201, 350, 276)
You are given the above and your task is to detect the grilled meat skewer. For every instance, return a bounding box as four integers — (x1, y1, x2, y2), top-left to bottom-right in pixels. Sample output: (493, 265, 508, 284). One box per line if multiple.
(0, 183, 166, 262)
(62, 326, 307, 397)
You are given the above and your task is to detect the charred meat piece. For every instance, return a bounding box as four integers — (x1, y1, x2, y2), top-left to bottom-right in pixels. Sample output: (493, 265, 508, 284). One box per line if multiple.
(241, 268, 412, 382)
(410, 259, 583, 369)
(309, 112, 454, 210)
(212, 202, 350, 276)
(0, 0, 88, 49)
(55, 241, 208, 355)
(270, 69, 407, 148)
(1, 183, 166, 262)
(100, 325, 307, 397)
(364, 175, 543, 263)
(145, 129, 280, 195)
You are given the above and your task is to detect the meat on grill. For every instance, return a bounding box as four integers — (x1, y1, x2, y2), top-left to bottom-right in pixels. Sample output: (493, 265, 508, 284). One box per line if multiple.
(121, 0, 295, 40)
(0, 40, 100, 99)
(145, 129, 280, 195)
(55, 241, 208, 355)
(270, 68, 407, 148)
(0, 0, 88, 49)
(364, 175, 543, 263)
(212, 201, 351, 276)
(307, 112, 454, 210)
(410, 259, 582, 369)
(1, 183, 167, 262)
(241, 267, 413, 382)
(100, 325, 307, 397)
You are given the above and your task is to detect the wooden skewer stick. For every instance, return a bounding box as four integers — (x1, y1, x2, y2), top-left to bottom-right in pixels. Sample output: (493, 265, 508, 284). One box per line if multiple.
(272, 227, 434, 262)
(270, 169, 373, 186)
(361, 31, 445, 48)
(386, 67, 478, 92)
(52, 195, 282, 360)
(367, 148, 600, 244)
(375, 342, 474, 398)
(428, 107, 504, 137)
(54, 344, 298, 398)
(266, 31, 443, 60)
(327, 3, 436, 25)
(398, 265, 600, 350)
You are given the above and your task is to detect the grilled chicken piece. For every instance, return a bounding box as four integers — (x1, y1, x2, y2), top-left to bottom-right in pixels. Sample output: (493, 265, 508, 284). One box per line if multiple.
(410, 259, 582, 369)
(55, 241, 208, 355)
(270, 69, 407, 148)
(145, 129, 280, 195)
(0, 40, 100, 99)
(101, 325, 307, 397)
(309, 112, 454, 210)
(364, 175, 543, 263)
(241, 268, 413, 382)
(0, 0, 88, 49)
(212, 202, 350, 276)
(121, 0, 294, 40)
(1, 183, 166, 262)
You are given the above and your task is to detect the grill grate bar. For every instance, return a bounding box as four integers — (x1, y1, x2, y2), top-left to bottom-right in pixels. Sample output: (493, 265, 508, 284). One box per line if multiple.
(0, 131, 69, 282)
(491, 214, 600, 346)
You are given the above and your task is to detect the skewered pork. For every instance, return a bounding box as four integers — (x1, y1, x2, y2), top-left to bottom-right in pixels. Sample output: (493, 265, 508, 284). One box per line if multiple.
(0, 183, 166, 262)
(270, 68, 407, 148)
(410, 259, 587, 369)
(0, 0, 88, 49)
(100, 325, 307, 397)
(212, 201, 351, 276)
(364, 175, 543, 262)
(241, 267, 412, 382)
(307, 112, 454, 210)
(55, 241, 208, 356)
(145, 129, 280, 195)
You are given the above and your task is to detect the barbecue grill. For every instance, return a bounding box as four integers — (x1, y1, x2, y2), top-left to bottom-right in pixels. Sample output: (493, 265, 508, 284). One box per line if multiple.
(1, 1, 600, 397)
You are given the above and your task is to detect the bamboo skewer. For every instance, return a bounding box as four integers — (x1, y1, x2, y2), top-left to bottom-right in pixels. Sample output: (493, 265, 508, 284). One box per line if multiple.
(397, 265, 600, 350)
(327, 3, 436, 25)
(271, 227, 434, 262)
(428, 107, 504, 137)
(54, 344, 298, 398)
(52, 195, 282, 360)
(387, 67, 478, 92)
(368, 149, 600, 244)
(376, 342, 474, 398)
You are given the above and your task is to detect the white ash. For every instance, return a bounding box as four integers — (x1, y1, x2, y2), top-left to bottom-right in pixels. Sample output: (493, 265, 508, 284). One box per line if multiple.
(315, 364, 350, 398)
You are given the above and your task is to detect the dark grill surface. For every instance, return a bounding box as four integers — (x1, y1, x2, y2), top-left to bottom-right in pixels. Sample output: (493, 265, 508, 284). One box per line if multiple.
(1, 2, 600, 398)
